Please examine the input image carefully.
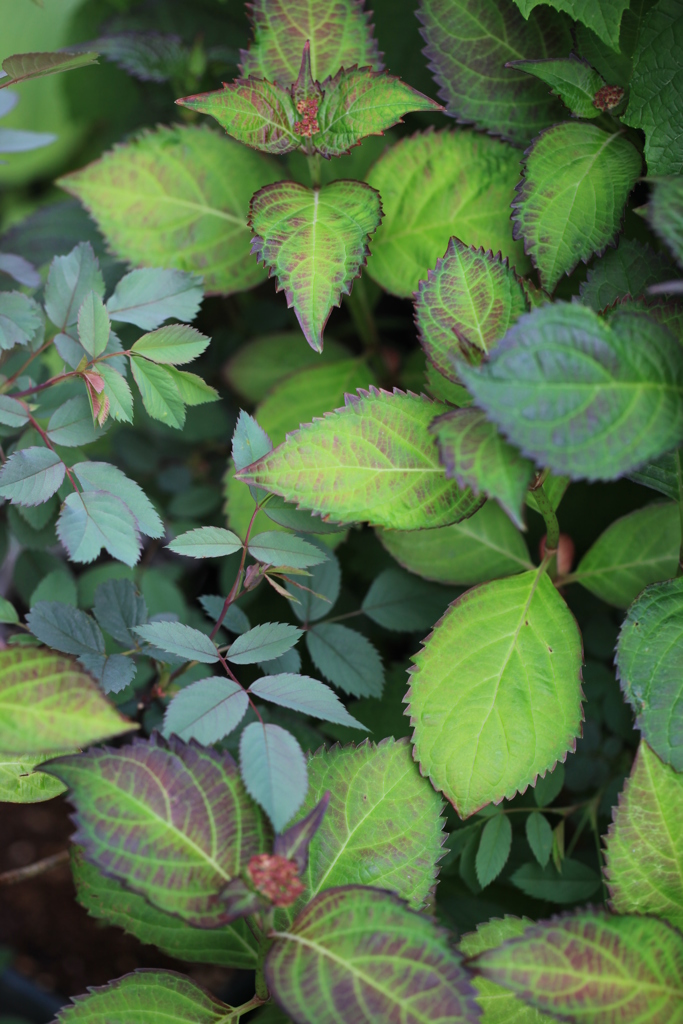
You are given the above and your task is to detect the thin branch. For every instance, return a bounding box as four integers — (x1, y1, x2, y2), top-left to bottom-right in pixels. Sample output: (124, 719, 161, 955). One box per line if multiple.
(0, 849, 69, 886)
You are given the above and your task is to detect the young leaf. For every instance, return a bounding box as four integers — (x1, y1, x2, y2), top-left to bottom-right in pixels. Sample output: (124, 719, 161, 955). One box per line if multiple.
(410, 568, 583, 817)
(163, 677, 249, 744)
(97, 364, 133, 423)
(288, 545, 341, 624)
(649, 177, 683, 267)
(177, 78, 299, 154)
(47, 396, 104, 447)
(573, 502, 680, 607)
(580, 237, 675, 312)
(249, 673, 365, 728)
(248, 530, 328, 568)
(0, 51, 98, 88)
(168, 527, 243, 559)
(131, 324, 210, 365)
(418, 0, 570, 145)
(475, 813, 512, 887)
(166, 367, 218, 406)
(361, 568, 456, 632)
(227, 622, 303, 665)
(0, 394, 29, 429)
(130, 355, 185, 428)
(460, 304, 683, 481)
(44, 242, 104, 330)
(77, 291, 110, 358)
(306, 623, 383, 699)
(26, 601, 104, 659)
(471, 910, 683, 1021)
(238, 389, 484, 529)
(240, 721, 307, 831)
(506, 55, 606, 119)
(0, 752, 69, 804)
(133, 622, 218, 663)
(249, 179, 382, 352)
(274, 792, 331, 874)
(0, 647, 135, 754)
(43, 734, 269, 926)
(106, 268, 203, 329)
(266, 887, 477, 1024)
(0, 292, 42, 349)
(71, 462, 163, 539)
(510, 0, 629, 49)
(526, 812, 553, 867)
(58, 125, 281, 294)
(0, 448, 64, 506)
(512, 123, 642, 292)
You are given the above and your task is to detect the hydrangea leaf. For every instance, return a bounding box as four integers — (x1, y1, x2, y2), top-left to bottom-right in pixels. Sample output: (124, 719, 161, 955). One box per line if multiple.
(0, 50, 99, 88)
(628, 450, 679, 501)
(511, 0, 629, 49)
(649, 177, 683, 267)
(58, 126, 282, 294)
(248, 179, 382, 352)
(57, 491, 141, 567)
(237, 389, 484, 529)
(580, 238, 675, 311)
(0, 752, 69, 804)
(249, 673, 365, 728)
(239, 721, 307, 832)
(306, 622, 384, 698)
(176, 78, 300, 155)
(409, 568, 583, 817)
(506, 55, 606, 118)
(459, 304, 683, 481)
(0, 291, 42, 349)
(43, 734, 269, 927)
(106, 268, 203, 330)
(163, 677, 249, 744)
(366, 130, 528, 298)
(0, 447, 65, 506)
(418, 0, 571, 146)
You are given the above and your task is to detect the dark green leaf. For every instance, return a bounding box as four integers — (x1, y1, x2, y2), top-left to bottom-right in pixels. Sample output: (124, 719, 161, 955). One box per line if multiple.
(287, 544, 341, 623)
(26, 601, 104, 658)
(510, 859, 601, 902)
(240, 721, 307, 831)
(511, 0, 629, 49)
(580, 238, 675, 311)
(476, 813, 512, 887)
(198, 596, 250, 634)
(306, 622, 384, 698)
(361, 568, 455, 632)
(526, 812, 553, 866)
(44, 242, 104, 330)
(506, 55, 605, 118)
(54, 971, 235, 1024)
(629, 450, 679, 501)
(225, 332, 349, 404)
(533, 763, 565, 806)
(0, 291, 42, 349)
(0, 51, 98, 88)
(649, 176, 683, 267)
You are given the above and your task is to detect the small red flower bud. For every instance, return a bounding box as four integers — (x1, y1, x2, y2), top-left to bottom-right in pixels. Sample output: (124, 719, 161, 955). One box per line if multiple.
(247, 854, 305, 907)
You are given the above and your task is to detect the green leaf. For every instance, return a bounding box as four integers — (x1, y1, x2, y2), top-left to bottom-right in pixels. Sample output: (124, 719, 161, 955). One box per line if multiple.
(26, 601, 104, 659)
(44, 242, 104, 330)
(362, 568, 456, 632)
(0, 447, 64, 506)
(511, 858, 602, 902)
(511, 0, 629, 49)
(238, 389, 483, 529)
(306, 623, 384, 698)
(1, 50, 99, 88)
(249, 180, 382, 352)
(93, 579, 147, 646)
(106, 268, 203, 330)
(71, 462, 164, 539)
(377, 500, 533, 586)
(432, 408, 535, 529)
(166, 367, 218, 406)
(133, 622, 218, 663)
(232, 409, 273, 471)
(267, 886, 477, 1024)
(225, 331, 349, 404)
(416, 239, 529, 379)
(240, 721, 307, 831)
(460, 304, 683, 481)
(97, 364, 133, 424)
(526, 812, 553, 867)
(0, 751, 68, 804)
(264, 494, 346, 534)
(0, 647, 135, 754)
(72, 851, 258, 967)
(57, 491, 141, 566)
(367, 130, 528, 298)
(629, 451, 679, 502)
(476, 813, 512, 887)
(616, 579, 683, 769)
(241, 0, 381, 85)
(0, 394, 29, 429)
(533, 763, 565, 806)
(288, 545, 341, 623)
(418, 0, 570, 145)
(228, 622, 303, 665)
(43, 734, 269, 926)
(0, 291, 42, 349)
(410, 568, 583, 817)
(513, 123, 642, 292)
(177, 78, 300, 155)
(580, 237, 675, 311)
(163, 677, 249, 744)
(248, 530, 329, 568)
(0, 596, 19, 624)
(168, 526, 243, 559)
(623, 0, 683, 175)
(506, 55, 606, 118)
(572, 501, 680, 607)
(77, 291, 110, 358)
(249, 674, 365, 728)
(130, 354, 185, 428)
(58, 125, 282, 294)
(47, 395, 104, 448)
(131, 324, 210, 365)
(199, 597, 250, 635)
(471, 910, 683, 1020)
(649, 176, 683, 267)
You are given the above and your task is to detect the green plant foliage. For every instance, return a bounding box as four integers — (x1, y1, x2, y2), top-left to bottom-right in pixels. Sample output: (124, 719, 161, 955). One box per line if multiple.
(248, 531, 329, 568)
(168, 526, 243, 559)
(0, 292, 43, 349)
(239, 721, 307, 831)
(580, 238, 675, 311)
(366, 130, 528, 298)
(506, 55, 606, 118)
(510, 859, 601, 902)
(227, 622, 303, 664)
(476, 814, 513, 887)
(306, 622, 384, 697)
(512, 123, 642, 292)
(163, 678, 249, 744)
(629, 451, 679, 501)
(361, 568, 457, 631)
(0, 447, 65, 505)
(511, 0, 629, 48)
(649, 176, 683, 266)
(525, 812, 553, 867)
(224, 332, 349, 404)
(0, 50, 99, 89)
(105, 268, 204, 330)
(0, 751, 68, 803)
(409, 569, 583, 817)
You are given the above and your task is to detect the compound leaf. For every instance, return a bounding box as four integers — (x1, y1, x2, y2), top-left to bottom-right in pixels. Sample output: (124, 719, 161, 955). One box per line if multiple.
(248, 531, 328, 568)
(77, 291, 110, 358)
(288, 545, 341, 624)
(57, 491, 141, 567)
(98, 364, 133, 424)
(47, 396, 104, 448)
(0, 395, 29, 429)
(227, 622, 303, 665)
(166, 367, 218, 406)
(133, 622, 219, 663)
(163, 677, 249, 744)
(0, 291, 42, 349)
(526, 812, 553, 867)
(26, 601, 104, 659)
(0, 447, 64, 506)
(168, 527, 243, 559)
(131, 324, 210, 365)
(106, 268, 203, 329)
(475, 813, 512, 887)
(306, 623, 384, 698)
(249, 673, 365, 728)
(506, 55, 606, 119)
(232, 409, 273, 471)
(240, 721, 307, 832)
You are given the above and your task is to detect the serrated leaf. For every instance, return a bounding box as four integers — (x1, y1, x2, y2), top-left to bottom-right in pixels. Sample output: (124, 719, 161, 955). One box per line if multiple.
(476, 813, 512, 887)
(361, 568, 456, 632)
(198, 596, 250, 635)
(248, 531, 328, 568)
(106, 268, 203, 329)
(418, 0, 570, 145)
(249, 673, 364, 728)
(177, 78, 300, 155)
(629, 450, 679, 501)
(510, 859, 600, 902)
(71, 462, 163, 539)
(506, 55, 606, 119)
(1, 50, 98, 88)
(460, 304, 683, 481)
(44, 242, 104, 330)
(43, 734, 269, 926)
(238, 389, 483, 529)
(0, 447, 64, 506)
(306, 622, 383, 699)
(130, 354, 185, 427)
(227, 622, 303, 665)
(410, 568, 583, 818)
(513, 0, 629, 48)
(93, 579, 147, 646)
(0, 751, 69, 804)
(649, 177, 683, 267)
(367, 129, 528, 299)
(232, 409, 273, 472)
(267, 886, 477, 1024)
(0, 394, 29, 429)
(131, 324, 210, 365)
(47, 395, 104, 447)
(0, 291, 42, 349)
(0, 647, 135, 754)
(581, 238, 675, 311)
(133, 622, 218, 663)
(77, 291, 110, 358)
(57, 491, 141, 567)
(573, 501, 680, 607)
(249, 180, 382, 352)
(240, 721, 307, 831)
(264, 493, 345, 534)
(526, 812, 553, 867)
(287, 543, 341, 623)
(26, 601, 104, 659)
(168, 526, 243, 559)
(58, 125, 281, 294)
(87, 653, 136, 694)
(512, 123, 641, 292)
(163, 677, 249, 744)
(165, 367, 218, 406)
(97, 364, 133, 423)
(471, 910, 683, 1022)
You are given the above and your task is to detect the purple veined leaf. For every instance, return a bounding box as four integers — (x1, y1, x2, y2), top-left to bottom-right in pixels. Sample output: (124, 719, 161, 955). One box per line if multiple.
(0, 252, 41, 288)
(0, 447, 65, 506)
(273, 791, 331, 873)
(248, 673, 366, 728)
(42, 734, 270, 927)
(240, 722, 307, 832)
(220, 876, 268, 923)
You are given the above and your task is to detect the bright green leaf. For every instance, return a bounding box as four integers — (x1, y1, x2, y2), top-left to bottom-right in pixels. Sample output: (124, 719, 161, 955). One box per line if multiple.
(131, 324, 210, 365)
(165, 367, 219, 406)
(177, 78, 300, 154)
(130, 354, 185, 428)
(506, 55, 606, 118)
(0, 751, 69, 804)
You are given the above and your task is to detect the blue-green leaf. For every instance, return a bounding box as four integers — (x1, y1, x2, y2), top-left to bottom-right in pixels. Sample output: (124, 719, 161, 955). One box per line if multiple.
(98, 364, 134, 424)
(106, 268, 203, 330)
(240, 722, 307, 832)
(0, 447, 65, 506)
(47, 396, 105, 447)
(44, 242, 104, 330)
(306, 623, 384, 698)
(77, 292, 110, 359)
(93, 579, 148, 647)
(57, 491, 141, 567)
(362, 568, 457, 632)
(248, 531, 329, 569)
(26, 601, 104, 658)
(133, 622, 219, 664)
(227, 623, 303, 665)
(287, 545, 341, 624)
(163, 678, 249, 743)
(72, 462, 164, 539)
(249, 674, 365, 728)
(168, 527, 243, 559)
(0, 395, 29, 429)
(198, 596, 250, 634)
(0, 292, 42, 349)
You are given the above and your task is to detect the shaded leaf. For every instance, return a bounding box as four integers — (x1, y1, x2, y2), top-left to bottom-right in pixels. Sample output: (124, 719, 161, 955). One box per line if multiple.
(131, 324, 210, 365)
(130, 355, 185, 428)
(77, 291, 110, 358)
(307, 623, 384, 698)
(163, 677, 249, 744)
(26, 601, 104, 659)
(511, 0, 629, 49)
(248, 531, 328, 568)
(0, 291, 42, 349)
(47, 396, 104, 447)
(580, 237, 675, 311)
(649, 176, 683, 268)
(249, 674, 365, 728)
(510, 859, 601, 902)
(0, 447, 64, 506)
(30, 570, 77, 608)
(72, 462, 164, 539)
(240, 721, 307, 831)
(0, 252, 40, 289)
(57, 492, 141, 567)
(526, 812, 553, 867)
(506, 55, 606, 119)
(533, 764, 565, 807)
(86, 653, 137, 694)
(198, 596, 250, 635)
(168, 527, 243, 559)
(362, 568, 456, 632)
(106, 268, 203, 329)
(288, 544, 341, 624)
(0, 394, 29, 429)
(133, 622, 218, 663)
(44, 242, 104, 330)
(227, 622, 303, 665)
(1, 51, 98, 88)
(225, 331, 349, 404)
(476, 814, 512, 887)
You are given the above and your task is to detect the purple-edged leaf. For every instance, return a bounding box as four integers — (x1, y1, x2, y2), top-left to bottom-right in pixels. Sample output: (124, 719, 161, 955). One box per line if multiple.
(0, 447, 64, 506)
(42, 734, 270, 926)
(163, 678, 249, 744)
(249, 673, 365, 728)
(415, 239, 530, 381)
(240, 722, 307, 832)
(249, 180, 382, 352)
(418, 0, 571, 146)
(431, 407, 535, 529)
(470, 909, 683, 1023)
(220, 876, 267, 922)
(177, 78, 299, 155)
(274, 792, 330, 874)
(267, 886, 478, 1024)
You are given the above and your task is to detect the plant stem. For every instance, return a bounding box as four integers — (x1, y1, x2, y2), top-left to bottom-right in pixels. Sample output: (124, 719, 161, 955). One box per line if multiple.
(307, 152, 322, 188)
(0, 849, 69, 886)
(676, 449, 683, 576)
(254, 934, 273, 1001)
(210, 503, 260, 639)
(532, 482, 560, 551)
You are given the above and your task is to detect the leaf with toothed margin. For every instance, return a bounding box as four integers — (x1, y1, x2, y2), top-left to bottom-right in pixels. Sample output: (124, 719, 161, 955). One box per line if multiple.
(415, 239, 530, 382)
(162, 678, 249, 744)
(133, 622, 219, 664)
(248, 179, 382, 352)
(42, 734, 270, 926)
(409, 568, 583, 818)
(306, 623, 384, 698)
(580, 238, 675, 313)
(239, 722, 307, 832)
(470, 910, 683, 1023)
(266, 886, 478, 1024)
(505, 55, 606, 119)
(106, 268, 204, 330)
(57, 491, 141, 568)
(431, 407, 535, 529)
(628, 451, 679, 502)
(459, 304, 683, 482)
(237, 389, 484, 529)
(249, 674, 366, 728)
(0, 448, 65, 506)
(511, 0, 629, 49)
(512, 123, 642, 293)
(417, 0, 571, 146)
